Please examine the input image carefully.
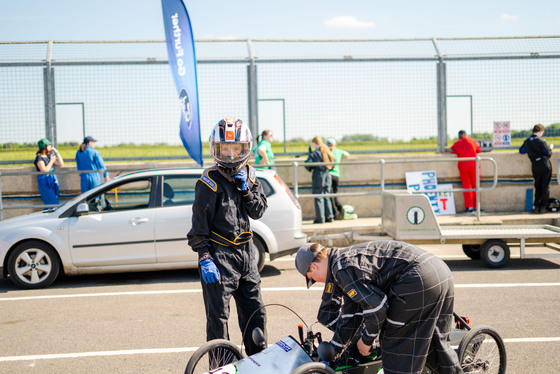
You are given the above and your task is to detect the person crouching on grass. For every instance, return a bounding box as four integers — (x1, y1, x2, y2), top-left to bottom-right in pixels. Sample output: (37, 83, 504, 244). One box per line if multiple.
(295, 241, 463, 374)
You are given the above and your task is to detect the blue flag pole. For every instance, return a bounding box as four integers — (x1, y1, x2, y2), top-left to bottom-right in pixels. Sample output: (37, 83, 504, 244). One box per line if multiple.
(161, 0, 203, 166)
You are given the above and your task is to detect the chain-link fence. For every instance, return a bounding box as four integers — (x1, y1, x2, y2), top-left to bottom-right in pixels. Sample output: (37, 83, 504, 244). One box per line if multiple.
(1, 37, 560, 164)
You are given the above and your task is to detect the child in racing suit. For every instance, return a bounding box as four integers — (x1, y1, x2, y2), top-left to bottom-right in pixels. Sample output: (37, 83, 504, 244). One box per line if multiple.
(187, 118, 268, 356)
(295, 240, 463, 374)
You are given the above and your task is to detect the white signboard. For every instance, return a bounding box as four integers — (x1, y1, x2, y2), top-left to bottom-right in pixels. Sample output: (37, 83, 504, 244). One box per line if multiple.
(436, 183, 456, 215)
(406, 171, 456, 216)
(493, 121, 511, 147)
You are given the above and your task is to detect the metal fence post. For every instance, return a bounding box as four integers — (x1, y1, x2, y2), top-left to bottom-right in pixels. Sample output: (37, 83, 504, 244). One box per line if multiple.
(380, 159, 385, 215)
(43, 40, 57, 146)
(293, 161, 299, 198)
(475, 156, 481, 220)
(0, 172, 3, 221)
(246, 39, 259, 137)
(433, 38, 447, 153)
(436, 61, 447, 153)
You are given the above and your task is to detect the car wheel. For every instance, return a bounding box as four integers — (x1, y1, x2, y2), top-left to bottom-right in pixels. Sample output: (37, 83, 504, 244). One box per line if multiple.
(7, 240, 60, 289)
(252, 236, 267, 273)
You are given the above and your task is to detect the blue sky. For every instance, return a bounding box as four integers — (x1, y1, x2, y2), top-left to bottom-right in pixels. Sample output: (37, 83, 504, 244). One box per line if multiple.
(1, 0, 559, 42)
(1, 1, 558, 148)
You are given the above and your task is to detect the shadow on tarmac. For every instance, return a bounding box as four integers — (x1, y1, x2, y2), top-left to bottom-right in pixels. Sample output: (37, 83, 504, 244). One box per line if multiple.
(0, 268, 202, 293)
(1, 258, 556, 292)
(444, 257, 560, 272)
(260, 265, 282, 277)
(0, 265, 284, 293)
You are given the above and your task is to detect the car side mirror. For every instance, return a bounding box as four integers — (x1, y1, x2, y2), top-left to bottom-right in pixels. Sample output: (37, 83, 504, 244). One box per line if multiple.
(76, 203, 89, 216)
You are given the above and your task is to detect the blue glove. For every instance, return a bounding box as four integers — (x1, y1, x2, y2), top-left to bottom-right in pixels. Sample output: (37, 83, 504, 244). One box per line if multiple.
(234, 169, 248, 191)
(199, 259, 220, 284)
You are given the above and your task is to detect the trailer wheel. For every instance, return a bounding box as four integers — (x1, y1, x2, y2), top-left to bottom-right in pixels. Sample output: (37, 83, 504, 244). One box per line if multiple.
(481, 240, 510, 268)
(462, 244, 481, 260)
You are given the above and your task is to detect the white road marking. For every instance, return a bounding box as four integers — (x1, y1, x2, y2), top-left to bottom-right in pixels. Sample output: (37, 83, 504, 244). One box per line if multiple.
(0, 289, 202, 301)
(454, 283, 560, 288)
(1, 283, 560, 302)
(1, 337, 559, 362)
(504, 337, 560, 343)
(0, 347, 197, 362)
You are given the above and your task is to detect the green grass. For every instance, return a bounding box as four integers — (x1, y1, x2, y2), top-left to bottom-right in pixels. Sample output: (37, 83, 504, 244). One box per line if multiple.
(2, 137, 558, 166)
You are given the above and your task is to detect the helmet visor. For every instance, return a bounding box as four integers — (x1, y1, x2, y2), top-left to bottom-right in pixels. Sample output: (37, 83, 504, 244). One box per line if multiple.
(211, 142, 252, 167)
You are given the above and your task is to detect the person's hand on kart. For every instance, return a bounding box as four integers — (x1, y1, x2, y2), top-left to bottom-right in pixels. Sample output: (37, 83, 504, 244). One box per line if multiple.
(357, 338, 372, 357)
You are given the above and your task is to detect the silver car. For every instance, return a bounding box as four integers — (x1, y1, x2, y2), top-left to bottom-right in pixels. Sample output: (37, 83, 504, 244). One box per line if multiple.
(0, 168, 307, 289)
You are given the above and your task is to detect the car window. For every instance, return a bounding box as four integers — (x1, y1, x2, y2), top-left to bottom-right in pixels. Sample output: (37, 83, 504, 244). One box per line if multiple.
(258, 177, 275, 197)
(85, 179, 152, 212)
(162, 175, 198, 206)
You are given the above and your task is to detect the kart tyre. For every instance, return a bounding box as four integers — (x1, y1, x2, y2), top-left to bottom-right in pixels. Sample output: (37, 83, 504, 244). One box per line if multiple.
(481, 240, 510, 268)
(184, 339, 243, 374)
(7, 240, 60, 289)
(458, 326, 507, 373)
(252, 236, 266, 273)
(462, 244, 481, 260)
(291, 362, 336, 374)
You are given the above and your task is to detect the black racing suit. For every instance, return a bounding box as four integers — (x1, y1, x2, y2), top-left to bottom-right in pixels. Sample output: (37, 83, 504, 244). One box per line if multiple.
(317, 241, 462, 374)
(520, 135, 553, 210)
(305, 148, 334, 222)
(187, 164, 268, 355)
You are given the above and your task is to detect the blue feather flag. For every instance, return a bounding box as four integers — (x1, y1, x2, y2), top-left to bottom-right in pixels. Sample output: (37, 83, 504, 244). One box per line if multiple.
(161, 0, 203, 166)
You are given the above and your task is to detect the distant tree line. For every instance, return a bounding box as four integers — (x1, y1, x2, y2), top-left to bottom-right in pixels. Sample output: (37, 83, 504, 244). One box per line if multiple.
(469, 122, 560, 140)
(3, 124, 558, 149)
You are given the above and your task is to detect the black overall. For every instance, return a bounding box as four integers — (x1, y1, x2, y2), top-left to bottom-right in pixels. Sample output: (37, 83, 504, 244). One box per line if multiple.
(520, 135, 552, 210)
(187, 165, 268, 355)
(318, 241, 462, 374)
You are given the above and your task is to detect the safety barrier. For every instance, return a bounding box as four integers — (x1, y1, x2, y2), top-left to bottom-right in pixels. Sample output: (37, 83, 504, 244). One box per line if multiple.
(0, 168, 135, 221)
(0, 157, 498, 221)
(279, 156, 497, 220)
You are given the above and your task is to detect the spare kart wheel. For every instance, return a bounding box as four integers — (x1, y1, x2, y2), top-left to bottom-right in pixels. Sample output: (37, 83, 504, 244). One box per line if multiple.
(462, 244, 482, 260)
(481, 239, 510, 268)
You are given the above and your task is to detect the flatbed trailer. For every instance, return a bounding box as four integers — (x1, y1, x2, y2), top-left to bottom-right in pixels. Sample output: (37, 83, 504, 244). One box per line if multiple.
(382, 190, 560, 267)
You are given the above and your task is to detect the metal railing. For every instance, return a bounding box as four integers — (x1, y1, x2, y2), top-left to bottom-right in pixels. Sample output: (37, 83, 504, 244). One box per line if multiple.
(0, 168, 143, 220)
(285, 156, 498, 221)
(0, 157, 498, 221)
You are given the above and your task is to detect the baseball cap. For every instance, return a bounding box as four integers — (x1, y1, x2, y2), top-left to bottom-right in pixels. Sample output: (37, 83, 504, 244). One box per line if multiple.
(326, 138, 336, 147)
(295, 243, 322, 288)
(37, 138, 51, 150)
(83, 136, 97, 144)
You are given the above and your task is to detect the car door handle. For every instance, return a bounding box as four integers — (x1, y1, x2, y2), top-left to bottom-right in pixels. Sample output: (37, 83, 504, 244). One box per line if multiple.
(129, 218, 149, 226)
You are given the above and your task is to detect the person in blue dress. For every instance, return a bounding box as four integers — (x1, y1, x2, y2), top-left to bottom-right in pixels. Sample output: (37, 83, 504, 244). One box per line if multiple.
(34, 138, 64, 206)
(75, 136, 109, 193)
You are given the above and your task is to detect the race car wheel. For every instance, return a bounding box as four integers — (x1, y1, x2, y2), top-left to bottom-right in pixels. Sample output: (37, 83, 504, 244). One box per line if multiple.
(462, 244, 481, 260)
(458, 326, 507, 373)
(184, 339, 243, 374)
(7, 240, 60, 289)
(291, 362, 336, 374)
(252, 236, 266, 273)
(481, 240, 510, 268)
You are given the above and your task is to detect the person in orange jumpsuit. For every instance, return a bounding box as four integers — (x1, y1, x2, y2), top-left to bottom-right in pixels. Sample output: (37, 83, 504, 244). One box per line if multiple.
(450, 130, 481, 213)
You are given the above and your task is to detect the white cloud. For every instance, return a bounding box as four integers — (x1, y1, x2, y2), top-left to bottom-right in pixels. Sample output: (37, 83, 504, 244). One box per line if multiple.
(501, 14, 519, 21)
(324, 16, 375, 29)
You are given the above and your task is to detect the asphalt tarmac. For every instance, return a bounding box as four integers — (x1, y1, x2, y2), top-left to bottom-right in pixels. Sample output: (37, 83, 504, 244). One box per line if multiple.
(1, 243, 559, 373)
